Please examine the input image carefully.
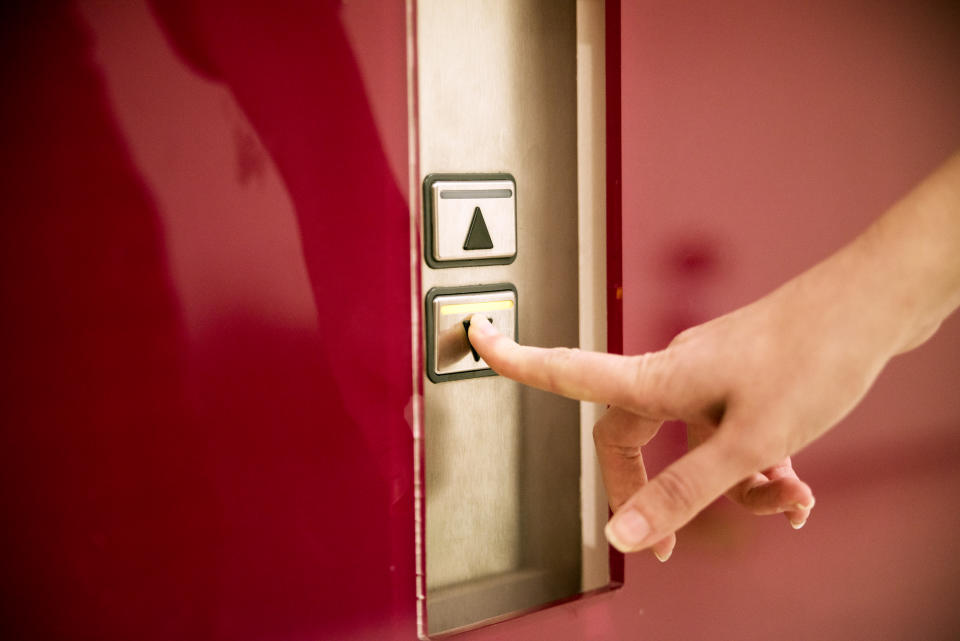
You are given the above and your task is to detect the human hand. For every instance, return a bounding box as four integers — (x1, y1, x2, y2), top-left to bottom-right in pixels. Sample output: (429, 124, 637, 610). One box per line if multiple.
(467, 151, 960, 559)
(466, 261, 890, 557)
(590, 406, 814, 562)
(465, 242, 913, 557)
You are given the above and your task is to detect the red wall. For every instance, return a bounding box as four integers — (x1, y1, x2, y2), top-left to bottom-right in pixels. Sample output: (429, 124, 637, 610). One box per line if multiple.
(620, 2, 960, 639)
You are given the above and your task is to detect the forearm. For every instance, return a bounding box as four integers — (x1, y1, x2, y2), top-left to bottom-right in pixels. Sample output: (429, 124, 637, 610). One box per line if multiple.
(790, 151, 960, 363)
(856, 151, 960, 354)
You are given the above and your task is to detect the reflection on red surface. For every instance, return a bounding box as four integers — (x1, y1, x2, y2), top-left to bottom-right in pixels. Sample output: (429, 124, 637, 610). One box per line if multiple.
(1, 2, 412, 639)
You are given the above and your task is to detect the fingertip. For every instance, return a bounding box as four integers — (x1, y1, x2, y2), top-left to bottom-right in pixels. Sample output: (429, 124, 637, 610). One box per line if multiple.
(786, 496, 815, 529)
(467, 315, 499, 359)
(605, 507, 652, 553)
(652, 534, 676, 563)
(787, 509, 808, 529)
(468, 313, 497, 337)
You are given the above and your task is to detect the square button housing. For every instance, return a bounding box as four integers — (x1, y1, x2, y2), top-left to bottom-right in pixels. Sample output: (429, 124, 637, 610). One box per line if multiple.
(425, 284, 518, 383)
(423, 173, 517, 268)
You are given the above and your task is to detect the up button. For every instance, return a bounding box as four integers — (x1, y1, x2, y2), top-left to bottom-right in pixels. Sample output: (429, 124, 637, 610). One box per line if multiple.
(423, 173, 517, 268)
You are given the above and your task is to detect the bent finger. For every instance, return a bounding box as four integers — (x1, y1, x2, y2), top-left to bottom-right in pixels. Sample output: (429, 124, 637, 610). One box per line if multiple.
(593, 407, 663, 510)
(604, 431, 760, 553)
(763, 457, 815, 528)
(733, 475, 813, 517)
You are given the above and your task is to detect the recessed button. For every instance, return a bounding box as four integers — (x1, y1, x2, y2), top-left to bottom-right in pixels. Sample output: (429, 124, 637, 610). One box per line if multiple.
(423, 174, 517, 267)
(425, 285, 518, 382)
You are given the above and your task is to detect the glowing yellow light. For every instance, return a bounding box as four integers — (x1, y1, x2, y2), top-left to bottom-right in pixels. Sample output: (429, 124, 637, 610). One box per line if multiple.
(439, 300, 514, 315)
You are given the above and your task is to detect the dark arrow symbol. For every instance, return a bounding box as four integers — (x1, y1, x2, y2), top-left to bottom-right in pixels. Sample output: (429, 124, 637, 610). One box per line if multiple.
(463, 206, 494, 250)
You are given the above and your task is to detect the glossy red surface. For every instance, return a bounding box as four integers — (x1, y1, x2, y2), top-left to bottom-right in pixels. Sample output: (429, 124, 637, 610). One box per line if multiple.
(1, 2, 413, 639)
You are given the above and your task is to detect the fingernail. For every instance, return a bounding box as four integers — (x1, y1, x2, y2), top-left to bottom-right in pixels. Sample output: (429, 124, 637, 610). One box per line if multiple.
(793, 497, 816, 511)
(469, 314, 496, 336)
(790, 518, 806, 530)
(653, 547, 673, 563)
(606, 508, 651, 552)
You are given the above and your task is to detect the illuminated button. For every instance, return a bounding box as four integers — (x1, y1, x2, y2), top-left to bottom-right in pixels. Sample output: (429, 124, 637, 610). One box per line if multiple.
(425, 284, 518, 383)
(423, 174, 517, 268)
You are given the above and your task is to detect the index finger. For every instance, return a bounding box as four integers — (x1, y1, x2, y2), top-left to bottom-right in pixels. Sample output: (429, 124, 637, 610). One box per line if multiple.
(468, 314, 674, 419)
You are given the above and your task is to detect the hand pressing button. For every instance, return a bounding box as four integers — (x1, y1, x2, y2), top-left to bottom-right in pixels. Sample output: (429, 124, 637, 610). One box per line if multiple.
(461, 317, 493, 361)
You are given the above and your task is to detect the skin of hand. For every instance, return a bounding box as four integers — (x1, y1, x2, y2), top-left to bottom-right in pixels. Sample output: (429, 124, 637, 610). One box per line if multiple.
(467, 151, 960, 559)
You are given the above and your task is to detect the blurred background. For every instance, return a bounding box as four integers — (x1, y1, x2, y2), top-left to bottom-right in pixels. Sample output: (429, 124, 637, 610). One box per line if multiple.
(617, 2, 960, 639)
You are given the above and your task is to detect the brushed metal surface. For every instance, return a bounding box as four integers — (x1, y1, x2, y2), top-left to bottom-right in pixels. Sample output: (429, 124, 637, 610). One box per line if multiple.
(417, 0, 581, 634)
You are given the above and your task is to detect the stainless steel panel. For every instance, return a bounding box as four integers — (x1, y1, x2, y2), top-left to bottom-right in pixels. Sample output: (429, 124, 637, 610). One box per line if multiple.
(416, 0, 582, 635)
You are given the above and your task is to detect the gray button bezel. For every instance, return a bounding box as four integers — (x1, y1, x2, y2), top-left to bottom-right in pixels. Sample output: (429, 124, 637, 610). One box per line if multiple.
(422, 173, 518, 269)
(424, 283, 519, 383)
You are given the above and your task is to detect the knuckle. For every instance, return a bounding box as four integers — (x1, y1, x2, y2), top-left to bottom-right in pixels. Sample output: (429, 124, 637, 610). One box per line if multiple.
(610, 444, 643, 461)
(591, 418, 606, 443)
(629, 353, 670, 415)
(668, 327, 696, 348)
(594, 424, 643, 460)
(592, 408, 620, 441)
(650, 467, 700, 516)
(546, 346, 579, 366)
(628, 353, 653, 385)
(544, 347, 579, 391)
(594, 412, 645, 460)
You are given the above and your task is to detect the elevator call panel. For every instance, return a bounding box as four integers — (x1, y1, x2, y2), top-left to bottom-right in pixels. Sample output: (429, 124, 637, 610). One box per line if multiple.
(423, 174, 519, 383)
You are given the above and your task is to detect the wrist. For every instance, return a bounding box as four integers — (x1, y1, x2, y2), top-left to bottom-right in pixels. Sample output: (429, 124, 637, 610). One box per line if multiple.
(844, 152, 960, 356)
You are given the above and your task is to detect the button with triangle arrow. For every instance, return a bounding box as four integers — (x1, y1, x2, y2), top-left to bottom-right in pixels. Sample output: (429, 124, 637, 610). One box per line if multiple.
(423, 174, 517, 267)
(463, 206, 494, 250)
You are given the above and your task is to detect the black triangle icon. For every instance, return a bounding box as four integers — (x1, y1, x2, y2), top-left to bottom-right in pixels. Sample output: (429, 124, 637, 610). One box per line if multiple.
(463, 206, 494, 250)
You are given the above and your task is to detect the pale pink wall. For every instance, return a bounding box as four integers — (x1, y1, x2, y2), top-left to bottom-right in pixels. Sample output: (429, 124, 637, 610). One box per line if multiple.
(619, 2, 960, 639)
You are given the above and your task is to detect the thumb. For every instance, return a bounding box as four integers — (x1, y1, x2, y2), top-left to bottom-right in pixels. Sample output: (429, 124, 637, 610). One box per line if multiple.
(604, 433, 758, 552)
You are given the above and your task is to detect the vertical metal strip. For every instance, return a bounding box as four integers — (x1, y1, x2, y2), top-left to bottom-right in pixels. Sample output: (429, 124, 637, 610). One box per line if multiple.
(604, 0, 626, 586)
(406, 0, 428, 637)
